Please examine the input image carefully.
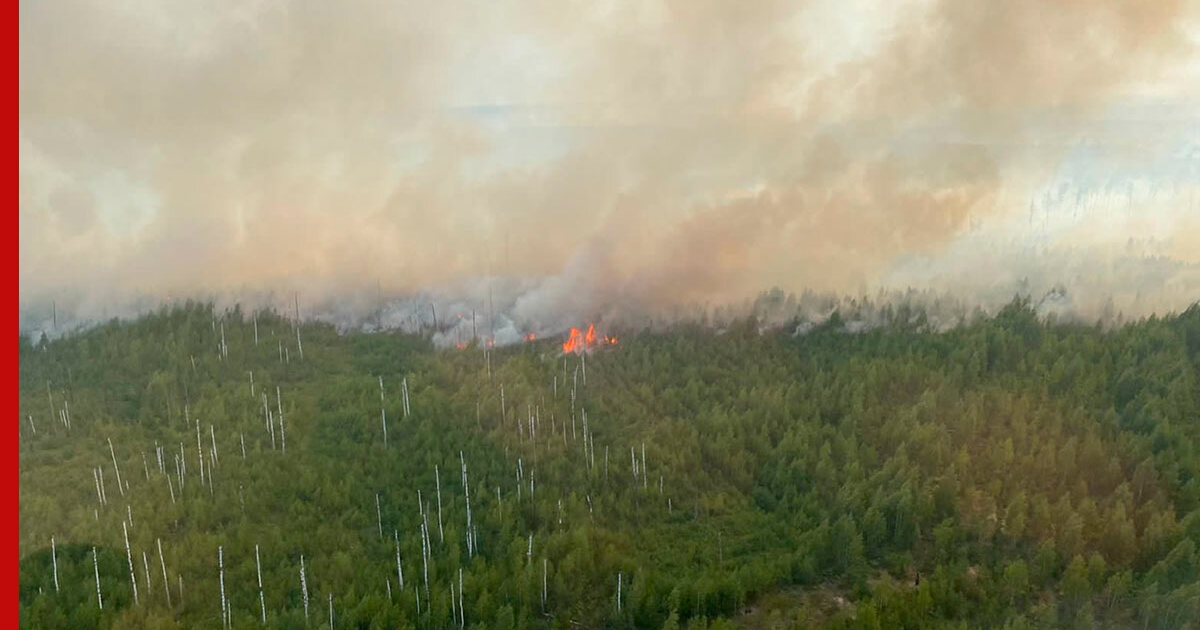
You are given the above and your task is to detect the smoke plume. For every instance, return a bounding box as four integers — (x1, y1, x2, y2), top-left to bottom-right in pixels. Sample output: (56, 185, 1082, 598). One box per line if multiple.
(19, 0, 1200, 340)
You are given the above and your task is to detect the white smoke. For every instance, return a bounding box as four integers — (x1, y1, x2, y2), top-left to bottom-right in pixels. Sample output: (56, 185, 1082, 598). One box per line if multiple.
(18, 0, 1200, 342)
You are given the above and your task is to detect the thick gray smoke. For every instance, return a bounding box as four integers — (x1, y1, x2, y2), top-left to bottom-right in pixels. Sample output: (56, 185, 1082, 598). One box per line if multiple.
(19, 0, 1200, 343)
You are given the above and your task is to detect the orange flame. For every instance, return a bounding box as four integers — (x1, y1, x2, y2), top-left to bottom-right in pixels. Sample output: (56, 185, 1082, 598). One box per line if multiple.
(563, 324, 619, 354)
(563, 327, 583, 354)
(523, 333, 537, 343)
(455, 342, 467, 351)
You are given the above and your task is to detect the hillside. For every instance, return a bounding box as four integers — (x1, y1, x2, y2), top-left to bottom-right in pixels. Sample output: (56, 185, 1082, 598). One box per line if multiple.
(17, 299, 1200, 630)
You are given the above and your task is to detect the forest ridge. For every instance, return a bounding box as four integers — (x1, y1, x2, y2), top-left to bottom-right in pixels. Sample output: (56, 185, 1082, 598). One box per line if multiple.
(17, 298, 1200, 630)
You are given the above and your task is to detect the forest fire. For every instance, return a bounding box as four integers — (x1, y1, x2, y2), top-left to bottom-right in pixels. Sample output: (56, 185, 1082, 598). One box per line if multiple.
(562, 324, 618, 354)
(563, 327, 583, 353)
(523, 333, 537, 342)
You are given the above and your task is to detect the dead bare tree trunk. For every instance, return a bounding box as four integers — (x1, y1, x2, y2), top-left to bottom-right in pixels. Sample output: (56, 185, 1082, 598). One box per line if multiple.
(435, 466, 445, 544)
(277, 387, 287, 454)
(51, 537, 59, 592)
(299, 555, 310, 620)
(157, 539, 171, 607)
(255, 544, 266, 623)
(122, 521, 139, 605)
(395, 530, 405, 589)
(108, 438, 125, 497)
(93, 547, 103, 610)
(379, 376, 388, 448)
(375, 493, 384, 540)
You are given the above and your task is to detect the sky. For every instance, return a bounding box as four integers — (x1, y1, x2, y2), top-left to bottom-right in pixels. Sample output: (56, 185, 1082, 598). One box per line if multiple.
(18, 0, 1200, 336)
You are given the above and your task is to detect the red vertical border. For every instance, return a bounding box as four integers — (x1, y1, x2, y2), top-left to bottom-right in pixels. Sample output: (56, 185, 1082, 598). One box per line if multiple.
(13, 1, 21, 618)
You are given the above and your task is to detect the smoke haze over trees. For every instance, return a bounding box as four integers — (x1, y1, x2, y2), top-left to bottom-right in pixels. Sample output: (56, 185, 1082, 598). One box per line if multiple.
(18, 0, 1200, 338)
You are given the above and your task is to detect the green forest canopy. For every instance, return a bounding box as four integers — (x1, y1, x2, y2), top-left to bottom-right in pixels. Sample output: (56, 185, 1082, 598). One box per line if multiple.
(17, 297, 1200, 629)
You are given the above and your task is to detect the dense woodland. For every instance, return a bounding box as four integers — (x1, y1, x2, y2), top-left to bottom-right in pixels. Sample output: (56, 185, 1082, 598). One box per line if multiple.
(17, 297, 1200, 629)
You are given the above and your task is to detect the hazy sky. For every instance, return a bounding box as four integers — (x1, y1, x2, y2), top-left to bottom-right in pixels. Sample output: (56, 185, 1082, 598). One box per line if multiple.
(19, 0, 1200, 330)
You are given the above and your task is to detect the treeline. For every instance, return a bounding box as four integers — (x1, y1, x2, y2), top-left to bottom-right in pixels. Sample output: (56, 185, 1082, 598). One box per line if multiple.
(17, 298, 1200, 629)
